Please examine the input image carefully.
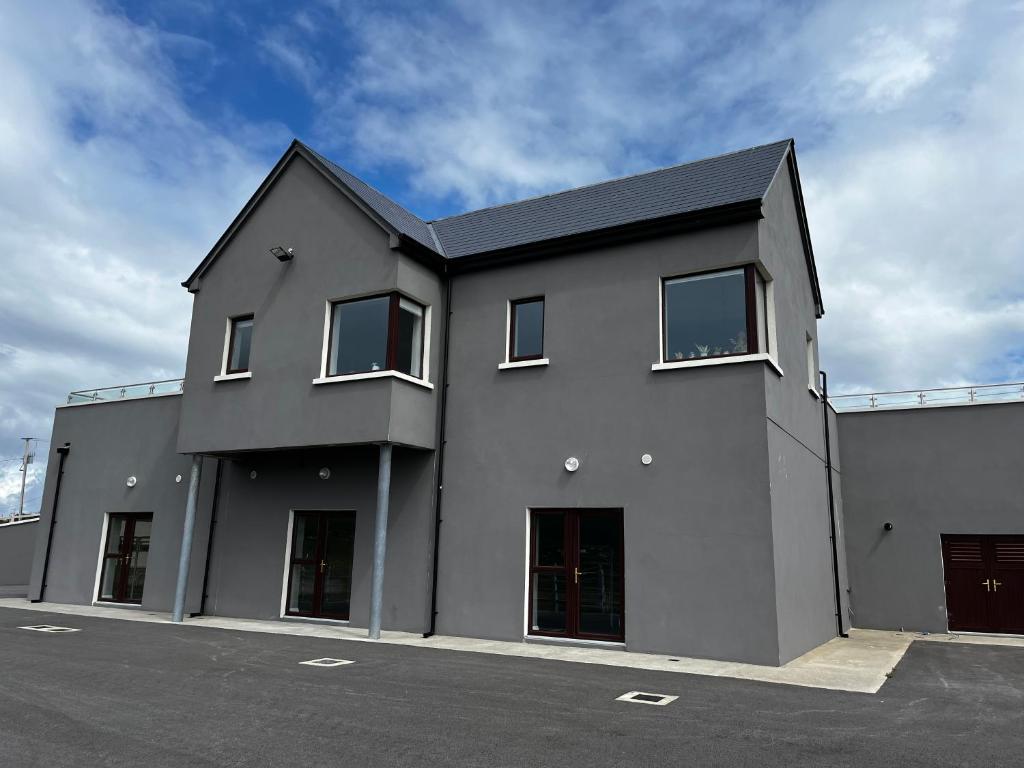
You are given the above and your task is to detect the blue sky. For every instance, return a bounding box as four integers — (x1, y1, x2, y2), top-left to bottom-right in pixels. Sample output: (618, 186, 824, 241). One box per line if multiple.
(1, 0, 1023, 514)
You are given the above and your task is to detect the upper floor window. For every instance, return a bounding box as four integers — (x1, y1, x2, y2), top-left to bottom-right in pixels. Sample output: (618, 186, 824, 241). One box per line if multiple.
(509, 297, 545, 362)
(225, 315, 253, 374)
(662, 265, 766, 363)
(327, 292, 425, 378)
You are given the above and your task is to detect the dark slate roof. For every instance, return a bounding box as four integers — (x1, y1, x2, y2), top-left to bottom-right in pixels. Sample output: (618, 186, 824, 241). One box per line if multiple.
(431, 140, 792, 258)
(304, 138, 792, 260)
(300, 143, 440, 253)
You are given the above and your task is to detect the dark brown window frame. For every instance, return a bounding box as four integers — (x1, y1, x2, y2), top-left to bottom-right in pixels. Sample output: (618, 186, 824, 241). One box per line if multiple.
(325, 291, 427, 379)
(527, 508, 625, 642)
(661, 264, 761, 364)
(97, 512, 153, 605)
(508, 296, 545, 362)
(225, 314, 254, 374)
(285, 509, 357, 621)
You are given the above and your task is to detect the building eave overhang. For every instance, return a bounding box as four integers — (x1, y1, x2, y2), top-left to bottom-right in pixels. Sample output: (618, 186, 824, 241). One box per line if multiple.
(779, 143, 825, 318)
(444, 199, 765, 274)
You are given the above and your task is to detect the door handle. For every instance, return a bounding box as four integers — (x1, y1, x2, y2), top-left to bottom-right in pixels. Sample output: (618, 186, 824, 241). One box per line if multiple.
(982, 579, 991, 591)
(320, 560, 327, 573)
(992, 580, 1002, 592)
(574, 567, 581, 584)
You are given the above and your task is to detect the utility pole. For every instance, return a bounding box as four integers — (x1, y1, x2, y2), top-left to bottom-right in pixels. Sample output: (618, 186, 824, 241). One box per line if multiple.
(17, 437, 35, 521)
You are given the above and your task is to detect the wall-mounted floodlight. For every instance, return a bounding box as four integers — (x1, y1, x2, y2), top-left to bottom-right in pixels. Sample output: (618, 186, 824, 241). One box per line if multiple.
(270, 246, 295, 262)
(126, 476, 137, 488)
(564, 457, 580, 473)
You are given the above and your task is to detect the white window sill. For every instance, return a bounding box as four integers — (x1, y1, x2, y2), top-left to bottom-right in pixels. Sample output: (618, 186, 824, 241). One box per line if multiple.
(652, 353, 784, 377)
(498, 358, 550, 370)
(213, 371, 252, 382)
(312, 370, 434, 390)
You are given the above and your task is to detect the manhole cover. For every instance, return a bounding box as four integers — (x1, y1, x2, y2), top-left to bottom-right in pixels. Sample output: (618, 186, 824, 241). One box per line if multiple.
(616, 691, 678, 706)
(19, 625, 80, 633)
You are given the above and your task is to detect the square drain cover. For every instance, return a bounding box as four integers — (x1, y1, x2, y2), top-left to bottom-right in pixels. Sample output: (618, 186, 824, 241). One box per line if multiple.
(19, 625, 80, 633)
(616, 691, 678, 706)
(300, 658, 354, 667)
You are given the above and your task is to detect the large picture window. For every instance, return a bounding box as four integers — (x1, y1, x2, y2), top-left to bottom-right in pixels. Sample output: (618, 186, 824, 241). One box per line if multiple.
(662, 265, 765, 363)
(326, 292, 426, 379)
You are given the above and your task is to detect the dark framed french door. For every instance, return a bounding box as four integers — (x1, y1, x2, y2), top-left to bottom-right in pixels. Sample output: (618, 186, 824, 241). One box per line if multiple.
(528, 509, 625, 642)
(942, 535, 1024, 634)
(285, 510, 357, 620)
(97, 513, 153, 604)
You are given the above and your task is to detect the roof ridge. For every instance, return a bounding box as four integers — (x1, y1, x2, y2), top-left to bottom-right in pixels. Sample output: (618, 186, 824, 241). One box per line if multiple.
(426, 222, 447, 256)
(430, 138, 793, 224)
(298, 140, 430, 225)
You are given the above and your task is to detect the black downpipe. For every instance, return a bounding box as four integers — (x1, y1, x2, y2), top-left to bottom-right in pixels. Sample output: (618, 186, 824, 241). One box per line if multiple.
(33, 442, 70, 603)
(820, 371, 848, 638)
(424, 270, 453, 637)
(198, 458, 224, 616)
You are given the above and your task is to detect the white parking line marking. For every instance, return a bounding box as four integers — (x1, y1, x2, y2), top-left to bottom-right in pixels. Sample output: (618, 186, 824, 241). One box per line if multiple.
(299, 658, 355, 667)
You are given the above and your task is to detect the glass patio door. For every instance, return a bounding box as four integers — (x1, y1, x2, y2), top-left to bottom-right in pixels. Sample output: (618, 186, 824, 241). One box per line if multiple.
(528, 509, 624, 641)
(286, 511, 357, 620)
(98, 513, 153, 604)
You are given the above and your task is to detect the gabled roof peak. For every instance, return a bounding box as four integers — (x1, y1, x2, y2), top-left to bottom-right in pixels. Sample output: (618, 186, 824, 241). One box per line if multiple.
(186, 138, 817, 313)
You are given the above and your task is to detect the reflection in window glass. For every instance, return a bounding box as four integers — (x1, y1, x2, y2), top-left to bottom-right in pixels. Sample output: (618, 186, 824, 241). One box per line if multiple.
(327, 294, 427, 379)
(533, 514, 565, 567)
(531, 572, 567, 632)
(511, 298, 544, 360)
(663, 269, 750, 361)
(396, 298, 424, 378)
(329, 296, 390, 376)
(227, 316, 253, 373)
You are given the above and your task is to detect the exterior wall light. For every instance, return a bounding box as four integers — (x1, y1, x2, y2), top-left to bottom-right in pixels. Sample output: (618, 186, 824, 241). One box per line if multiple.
(250, 470, 258, 480)
(319, 467, 331, 480)
(175, 474, 182, 483)
(883, 521, 894, 531)
(641, 454, 653, 465)
(564, 457, 580, 472)
(126, 476, 137, 488)
(269, 246, 295, 262)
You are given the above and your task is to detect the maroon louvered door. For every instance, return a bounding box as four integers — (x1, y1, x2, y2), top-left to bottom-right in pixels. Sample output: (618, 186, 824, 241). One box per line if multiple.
(942, 535, 1024, 634)
(991, 537, 1024, 634)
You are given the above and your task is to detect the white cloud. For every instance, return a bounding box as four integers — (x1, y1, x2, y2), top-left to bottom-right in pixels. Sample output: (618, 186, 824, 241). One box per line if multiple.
(0, 0, 282, 512)
(294, 0, 1024, 393)
(2, 0, 1023, 526)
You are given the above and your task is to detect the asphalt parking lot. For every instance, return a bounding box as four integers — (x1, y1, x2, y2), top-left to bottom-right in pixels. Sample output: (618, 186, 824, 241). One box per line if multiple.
(1, 607, 1023, 768)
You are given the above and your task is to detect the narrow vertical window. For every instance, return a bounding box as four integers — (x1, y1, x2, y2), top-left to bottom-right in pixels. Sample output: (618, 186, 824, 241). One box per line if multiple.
(509, 297, 544, 361)
(807, 334, 818, 392)
(395, 297, 424, 378)
(226, 315, 253, 374)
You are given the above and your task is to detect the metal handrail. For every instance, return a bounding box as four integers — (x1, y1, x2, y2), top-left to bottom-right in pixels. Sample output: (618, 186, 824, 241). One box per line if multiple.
(66, 378, 184, 405)
(829, 381, 1024, 412)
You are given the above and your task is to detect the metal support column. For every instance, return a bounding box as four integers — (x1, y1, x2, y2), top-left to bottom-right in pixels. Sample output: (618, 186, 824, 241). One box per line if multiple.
(171, 454, 203, 623)
(368, 443, 393, 639)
